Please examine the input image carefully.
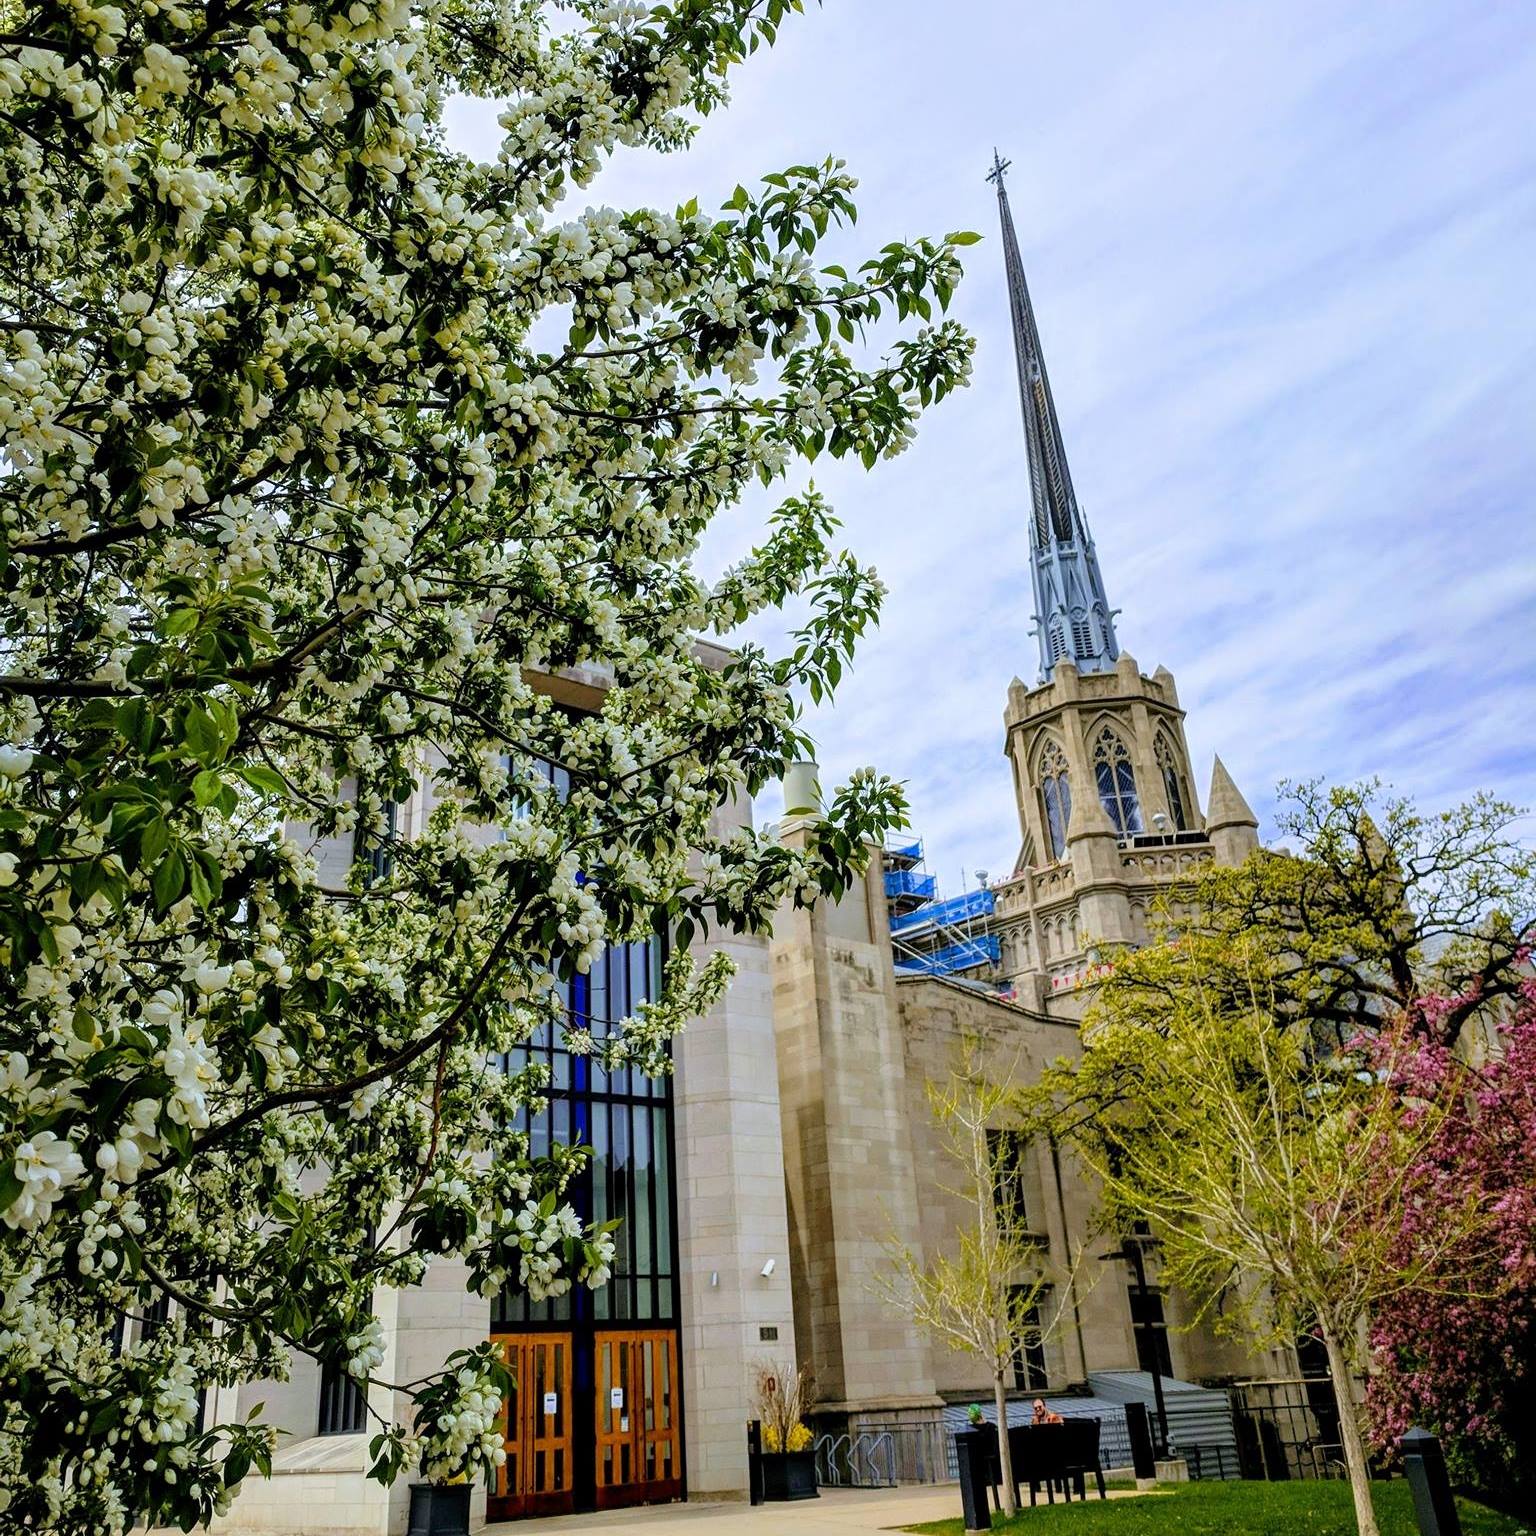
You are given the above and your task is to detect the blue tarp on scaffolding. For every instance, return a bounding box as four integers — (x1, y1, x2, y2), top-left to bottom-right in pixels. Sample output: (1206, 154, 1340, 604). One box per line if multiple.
(889, 886, 996, 935)
(883, 868, 938, 901)
(894, 934, 1001, 975)
(885, 839, 924, 865)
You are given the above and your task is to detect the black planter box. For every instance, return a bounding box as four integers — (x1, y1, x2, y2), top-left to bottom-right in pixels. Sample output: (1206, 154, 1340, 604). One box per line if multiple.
(761, 1450, 819, 1501)
(407, 1483, 471, 1536)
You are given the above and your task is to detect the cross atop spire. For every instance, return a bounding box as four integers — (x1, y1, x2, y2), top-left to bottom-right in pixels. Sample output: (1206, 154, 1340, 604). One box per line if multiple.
(990, 152, 1120, 681)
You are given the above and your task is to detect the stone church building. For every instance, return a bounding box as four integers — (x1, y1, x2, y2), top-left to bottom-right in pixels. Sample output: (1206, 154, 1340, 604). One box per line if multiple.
(208, 159, 1287, 1535)
(768, 154, 1285, 1462)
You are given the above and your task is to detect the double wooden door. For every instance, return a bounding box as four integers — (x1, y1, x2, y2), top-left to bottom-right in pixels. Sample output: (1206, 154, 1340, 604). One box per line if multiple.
(489, 1333, 574, 1520)
(594, 1329, 682, 1509)
(489, 1328, 681, 1520)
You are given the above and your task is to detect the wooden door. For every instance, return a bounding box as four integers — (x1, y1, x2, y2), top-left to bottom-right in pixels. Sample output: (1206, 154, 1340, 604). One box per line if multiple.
(594, 1329, 682, 1509)
(488, 1332, 575, 1520)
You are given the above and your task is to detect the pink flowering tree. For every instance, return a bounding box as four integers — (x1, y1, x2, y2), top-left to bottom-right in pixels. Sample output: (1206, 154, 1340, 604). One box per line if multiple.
(1368, 978, 1536, 1511)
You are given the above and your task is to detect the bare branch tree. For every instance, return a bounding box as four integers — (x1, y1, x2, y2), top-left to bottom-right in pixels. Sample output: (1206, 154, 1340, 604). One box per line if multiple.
(875, 1032, 1081, 1516)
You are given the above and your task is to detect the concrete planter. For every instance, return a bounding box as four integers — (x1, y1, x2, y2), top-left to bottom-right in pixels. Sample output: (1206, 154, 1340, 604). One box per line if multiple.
(761, 1450, 819, 1501)
(406, 1483, 471, 1536)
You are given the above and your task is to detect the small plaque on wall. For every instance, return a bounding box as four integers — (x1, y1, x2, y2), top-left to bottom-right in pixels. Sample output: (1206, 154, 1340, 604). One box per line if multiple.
(542, 1392, 557, 1416)
(759, 1326, 779, 1342)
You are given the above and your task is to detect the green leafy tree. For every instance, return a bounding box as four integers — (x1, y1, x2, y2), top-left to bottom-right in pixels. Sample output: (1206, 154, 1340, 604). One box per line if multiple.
(0, 1, 976, 1529)
(1027, 918, 1502, 1536)
(1153, 781, 1535, 1051)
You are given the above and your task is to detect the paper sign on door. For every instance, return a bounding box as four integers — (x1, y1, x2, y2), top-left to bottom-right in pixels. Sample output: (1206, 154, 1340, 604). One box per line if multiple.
(542, 1392, 557, 1416)
(609, 1387, 624, 1409)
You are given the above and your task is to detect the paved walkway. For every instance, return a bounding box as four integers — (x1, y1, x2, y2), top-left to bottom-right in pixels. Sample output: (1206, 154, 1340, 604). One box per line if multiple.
(488, 1486, 962, 1534)
(489, 1483, 1152, 1534)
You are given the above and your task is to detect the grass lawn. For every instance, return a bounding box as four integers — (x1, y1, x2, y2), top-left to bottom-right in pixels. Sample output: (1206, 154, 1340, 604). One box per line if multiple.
(902, 1479, 1534, 1536)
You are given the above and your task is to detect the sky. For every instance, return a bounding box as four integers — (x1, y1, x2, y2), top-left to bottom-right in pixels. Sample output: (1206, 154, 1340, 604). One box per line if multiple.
(446, 1, 1536, 895)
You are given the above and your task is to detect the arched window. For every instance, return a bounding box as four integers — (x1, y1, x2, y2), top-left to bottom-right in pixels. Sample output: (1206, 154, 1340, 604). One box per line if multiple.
(1155, 735, 1190, 832)
(1037, 739, 1072, 860)
(1092, 727, 1142, 835)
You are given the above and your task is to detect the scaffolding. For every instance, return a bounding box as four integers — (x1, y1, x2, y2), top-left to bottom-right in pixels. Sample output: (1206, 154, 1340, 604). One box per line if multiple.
(890, 886, 995, 937)
(882, 840, 937, 909)
(882, 839, 1002, 987)
(894, 934, 1002, 975)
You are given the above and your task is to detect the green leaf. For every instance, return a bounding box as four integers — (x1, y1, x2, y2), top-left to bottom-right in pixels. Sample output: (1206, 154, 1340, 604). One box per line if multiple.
(140, 818, 170, 865)
(235, 764, 288, 796)
(152, 848, 185, 911)
(183, 705, 226, 764)
(160, 1115, 192, 1161)
(193, 848, 225, 903)
(192, 770, 224, 808)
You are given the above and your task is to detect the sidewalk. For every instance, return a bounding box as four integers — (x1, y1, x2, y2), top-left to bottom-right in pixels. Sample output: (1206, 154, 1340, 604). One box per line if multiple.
(488, 1486, 965, 1534)
(488, 1482, 1150, 1534)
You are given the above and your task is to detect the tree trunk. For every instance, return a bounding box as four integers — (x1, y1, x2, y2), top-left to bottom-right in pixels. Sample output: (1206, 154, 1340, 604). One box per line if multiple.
(1321, 1323, 1379, 1536)
(993, 1368, 1018, 1516)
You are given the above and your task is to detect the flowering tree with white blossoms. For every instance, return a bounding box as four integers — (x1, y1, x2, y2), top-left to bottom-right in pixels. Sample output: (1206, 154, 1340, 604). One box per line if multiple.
(0, 0, 976, 1528)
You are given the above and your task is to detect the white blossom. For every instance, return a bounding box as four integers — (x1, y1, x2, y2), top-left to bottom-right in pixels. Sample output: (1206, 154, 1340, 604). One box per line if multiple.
(0, 0, 967, 1523)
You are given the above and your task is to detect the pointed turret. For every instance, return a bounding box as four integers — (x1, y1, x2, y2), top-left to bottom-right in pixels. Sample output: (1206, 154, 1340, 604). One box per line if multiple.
(989, 150, 1119, 682)
(1207, 755, 1259, 865)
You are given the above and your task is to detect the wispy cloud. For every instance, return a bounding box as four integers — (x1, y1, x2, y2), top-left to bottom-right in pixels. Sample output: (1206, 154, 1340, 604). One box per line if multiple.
(448, 0, 1536, 885)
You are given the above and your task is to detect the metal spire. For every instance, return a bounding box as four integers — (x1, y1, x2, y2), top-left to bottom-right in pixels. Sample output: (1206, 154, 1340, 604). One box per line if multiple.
(990, 150, 1120, 681)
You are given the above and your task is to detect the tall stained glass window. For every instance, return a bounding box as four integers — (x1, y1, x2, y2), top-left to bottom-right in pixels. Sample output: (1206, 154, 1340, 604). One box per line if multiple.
(1038, 740, 1072, 860)
(1092, 727, 1142, 835)
(492, 751, 677, 1330)
(1155, 735, 1189, 832)
(493, 931, 676, 1328)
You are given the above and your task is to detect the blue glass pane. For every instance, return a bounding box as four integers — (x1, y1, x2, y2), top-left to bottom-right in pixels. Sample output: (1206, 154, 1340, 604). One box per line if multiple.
(633, 1104, 653, 1282)
(1114, 761, 1142, 832)
(1043, 777, 1069, 858)
(1164, 769, 1187, 830)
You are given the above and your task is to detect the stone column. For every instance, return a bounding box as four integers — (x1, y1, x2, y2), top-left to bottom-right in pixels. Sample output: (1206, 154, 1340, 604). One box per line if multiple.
(1065, 784, 1135, 950)
(771, 835, 940, 1421)
(675, 920, 797, 1498)
(674, 791, 798, 1498)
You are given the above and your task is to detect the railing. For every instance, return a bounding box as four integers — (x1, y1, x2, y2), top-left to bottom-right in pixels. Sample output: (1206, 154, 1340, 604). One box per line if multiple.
(884, 868, 938, 902)
(1229, 1377, 1348, 1482)
(1122, 831, 1211, 850)
(889, 886, 996, 935)
(815, 1426, 940, 1487)
(893, 935, 1001, 976)
(1175, 1442, 1242, 1481)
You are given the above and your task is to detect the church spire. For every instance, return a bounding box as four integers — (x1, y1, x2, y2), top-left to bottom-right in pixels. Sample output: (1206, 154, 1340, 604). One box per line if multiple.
(989, 150, 1120, 681)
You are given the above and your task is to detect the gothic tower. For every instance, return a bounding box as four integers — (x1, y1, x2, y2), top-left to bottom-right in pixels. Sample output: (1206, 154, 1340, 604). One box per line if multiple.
(984, 153, 1259, 1015)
